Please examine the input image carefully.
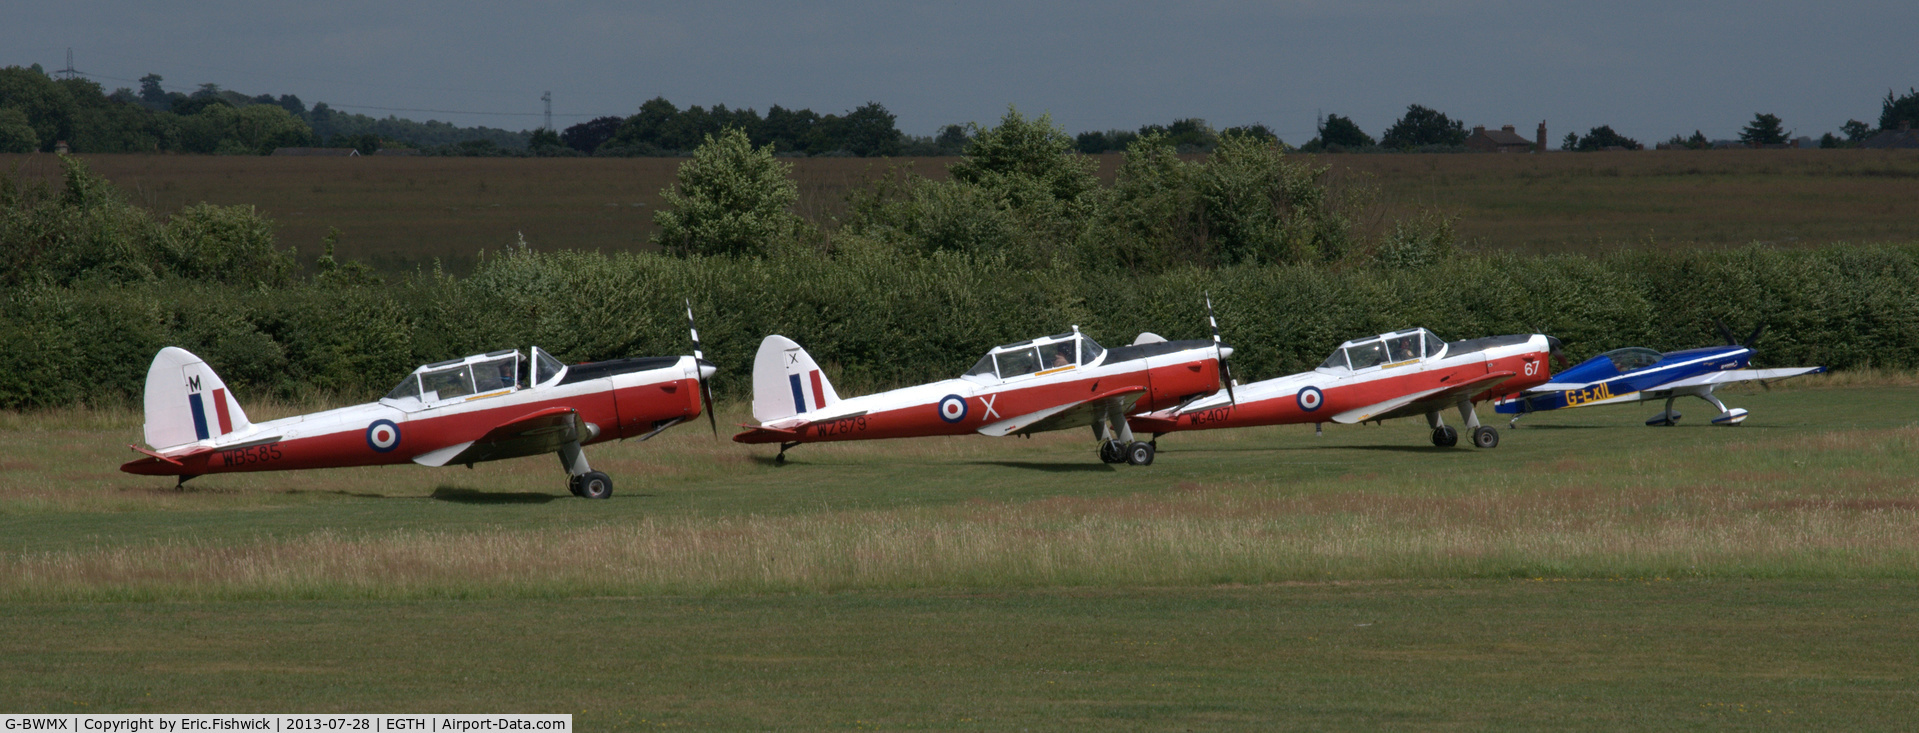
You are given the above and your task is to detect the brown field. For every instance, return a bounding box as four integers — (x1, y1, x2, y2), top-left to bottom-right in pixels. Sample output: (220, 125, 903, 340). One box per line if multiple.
(4, 148, 1917, 272)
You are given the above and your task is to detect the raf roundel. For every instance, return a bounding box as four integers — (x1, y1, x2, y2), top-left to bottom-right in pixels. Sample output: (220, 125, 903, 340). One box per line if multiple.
(937, 394, 969, 424)
(1296, 386, 1324, 412)
(365, 419, 402, 453)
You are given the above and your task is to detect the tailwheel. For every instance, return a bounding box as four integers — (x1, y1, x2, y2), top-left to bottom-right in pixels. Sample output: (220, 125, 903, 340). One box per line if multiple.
(1098, 440, 1125, 464)
(1431, 425, 1458, 448)
(576, 471, 613, 499)
(1125, 441, 1155, 466)
(1471, 426, 1499, 449)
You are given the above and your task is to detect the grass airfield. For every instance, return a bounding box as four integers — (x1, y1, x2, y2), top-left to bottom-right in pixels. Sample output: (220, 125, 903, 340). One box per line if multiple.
(2, 382, 1917, 728)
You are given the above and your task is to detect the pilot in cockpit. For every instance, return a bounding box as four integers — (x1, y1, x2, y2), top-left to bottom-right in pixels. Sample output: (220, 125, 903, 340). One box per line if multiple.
(1391, 334, 1419, 362)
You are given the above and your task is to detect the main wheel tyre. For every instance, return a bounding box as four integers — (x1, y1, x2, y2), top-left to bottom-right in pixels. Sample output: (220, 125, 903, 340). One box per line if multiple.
(1125, 441, 1155, 466)
(1431, 425, 1458, 447)
(1099, 440, 1124, 464)
(1472, 426, 1500, 449)
(577, 471, 613, 499)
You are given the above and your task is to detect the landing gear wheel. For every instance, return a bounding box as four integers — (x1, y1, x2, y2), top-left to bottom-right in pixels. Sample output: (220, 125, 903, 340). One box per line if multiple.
(775, 452, 787, 466)
(1125, 441, 1155, 466)
(1098, 440, 1125, 464)
(1471, 426, 1500, 449)
(567, 475, 584, 497)
(576, 471, 613, 499)
(1431, 425, 1458, 448)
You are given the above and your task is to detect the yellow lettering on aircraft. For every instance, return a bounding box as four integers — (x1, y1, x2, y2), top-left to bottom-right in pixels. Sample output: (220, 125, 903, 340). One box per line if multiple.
(1564, 382, 1614, 407)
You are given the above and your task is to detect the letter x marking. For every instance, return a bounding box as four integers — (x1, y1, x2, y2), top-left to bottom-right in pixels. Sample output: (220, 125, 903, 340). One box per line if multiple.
(979, 394, 1000, 420)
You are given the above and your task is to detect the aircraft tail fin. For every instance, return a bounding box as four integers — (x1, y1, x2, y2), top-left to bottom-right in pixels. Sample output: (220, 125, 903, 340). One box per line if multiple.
(142, 347, 252, 451)
(751, 335, 842, 423)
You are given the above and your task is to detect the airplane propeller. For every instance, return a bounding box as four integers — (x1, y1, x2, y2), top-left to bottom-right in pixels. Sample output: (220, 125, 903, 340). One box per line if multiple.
(1545, 335, 1569, 371)
(685, 298, 719, 438)
(1714, 318, 1773, 388)
(1204, 291, 1237, 404)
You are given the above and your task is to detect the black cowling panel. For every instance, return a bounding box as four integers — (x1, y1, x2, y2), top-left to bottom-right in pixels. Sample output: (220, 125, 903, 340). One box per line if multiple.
(558, 356, 683, 385)
(1101, 339, 1216, 366)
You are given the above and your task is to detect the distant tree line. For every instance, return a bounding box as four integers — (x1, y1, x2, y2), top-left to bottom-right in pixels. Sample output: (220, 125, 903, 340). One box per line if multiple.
(1071, 119, 1280, 154)
(6, 61, 1914, 158)
(0, 65, 528, 155)
(558, 97, 933, 157)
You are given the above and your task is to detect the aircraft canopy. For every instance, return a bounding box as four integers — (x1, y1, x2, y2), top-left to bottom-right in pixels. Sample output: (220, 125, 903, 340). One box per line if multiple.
(1317, 328, 1446, 373)
(1599, 347, 1662, 373)
(964, 330, 1105, 381)
(382, 347, 567, 406)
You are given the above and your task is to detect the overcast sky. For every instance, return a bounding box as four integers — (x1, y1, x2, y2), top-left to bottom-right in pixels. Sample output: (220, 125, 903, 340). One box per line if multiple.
(6, 1, 1914, 144)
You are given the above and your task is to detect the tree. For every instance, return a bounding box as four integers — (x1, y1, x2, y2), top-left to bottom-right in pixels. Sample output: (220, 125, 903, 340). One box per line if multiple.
(948, 107, 1098, 212)
(561, 116, 622, 153)
(138, 74, 168, 109)
(1738, 112, 1788, 146)
(0, 107, 36, 153)
(1882, 88, 1919, 131)
(1317, 114, 1375, 149)
(0, 66, 74, 151)
(652, 128, 807, 257)
(1221, 124, 1280, 146)
(1138, 118, 1217, 151)
(1569, 125, 1640, 152)
(821, 101, 901, 156)
(1193, 134, 1352, 264)
(1380, 104, 1466, 149)
(1560, 132, 1578, 151)
(527, 128, 562, 150)
(934, 123, 969, 153)
(605, 97, 680, 152)
(1842, 119, 1872, 142)
(760, 105, 819, 153)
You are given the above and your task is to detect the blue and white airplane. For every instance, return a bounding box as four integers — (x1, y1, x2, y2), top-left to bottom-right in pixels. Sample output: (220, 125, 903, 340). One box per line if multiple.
(1493, 324, 1824, 427)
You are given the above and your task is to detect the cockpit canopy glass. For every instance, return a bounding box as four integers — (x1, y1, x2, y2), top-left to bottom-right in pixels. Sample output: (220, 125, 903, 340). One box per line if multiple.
(1602, 347, 1662, 373)
(966, 331, 1104, 380)
(383, 349, 545, 405)
(1345, 340, 1388, 370)
(1319, 328, 1444, 373)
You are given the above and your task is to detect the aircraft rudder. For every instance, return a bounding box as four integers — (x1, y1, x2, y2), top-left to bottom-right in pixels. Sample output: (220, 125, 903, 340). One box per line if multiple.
(143, 347, 251, 450)
(751, 335, 841, 423)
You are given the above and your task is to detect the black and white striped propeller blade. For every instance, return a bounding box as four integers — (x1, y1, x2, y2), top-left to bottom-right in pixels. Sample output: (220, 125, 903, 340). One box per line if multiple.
(685, 298, 718, 438)
(1205, 291, 1237, 404)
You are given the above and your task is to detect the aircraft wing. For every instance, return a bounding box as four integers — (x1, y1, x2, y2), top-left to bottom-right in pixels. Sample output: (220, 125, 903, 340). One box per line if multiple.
(1647, 367, 1826, 393)
(412, 407, 581, 467)
(977, 386, 1146, 437)
(1331, 371, 1517, 424)
(1519, 381, 1589, 394)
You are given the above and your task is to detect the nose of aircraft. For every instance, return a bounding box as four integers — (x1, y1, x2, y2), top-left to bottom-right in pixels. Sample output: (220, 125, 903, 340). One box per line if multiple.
(1218, 344, 1234, 359)
(698, 360, 717, 380)
(1542, 335, 1568, 370)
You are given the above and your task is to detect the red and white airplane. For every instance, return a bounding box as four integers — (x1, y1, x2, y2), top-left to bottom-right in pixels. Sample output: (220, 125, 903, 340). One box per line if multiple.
(120, 306, 719, 498)
(1129, 327, 1561, 449)
(733, 322, 1232, 466)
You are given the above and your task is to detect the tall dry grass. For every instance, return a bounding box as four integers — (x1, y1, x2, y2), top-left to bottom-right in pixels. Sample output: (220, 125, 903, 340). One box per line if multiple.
(9, 426, 1916, 601)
